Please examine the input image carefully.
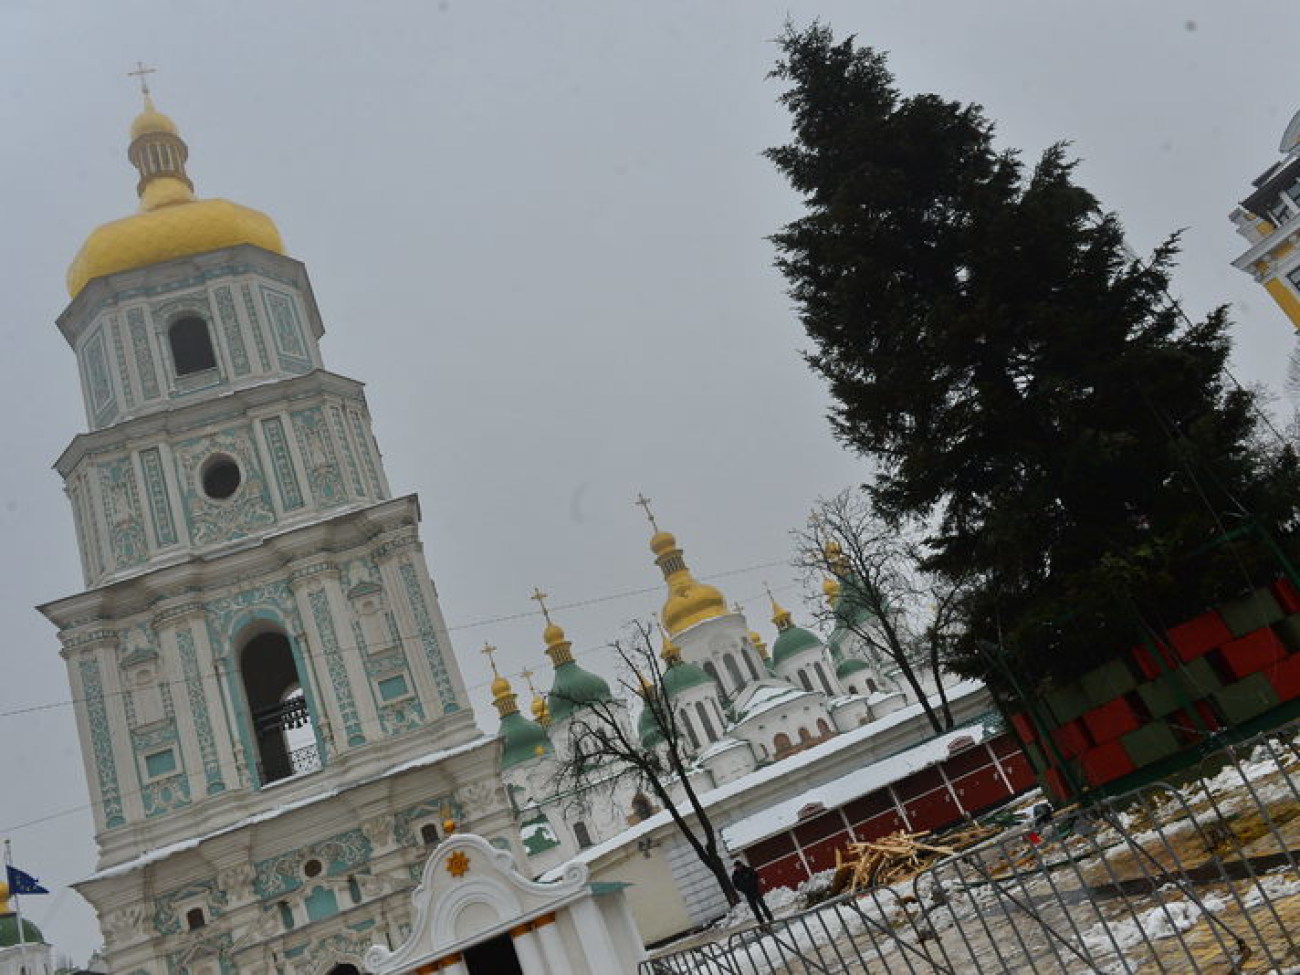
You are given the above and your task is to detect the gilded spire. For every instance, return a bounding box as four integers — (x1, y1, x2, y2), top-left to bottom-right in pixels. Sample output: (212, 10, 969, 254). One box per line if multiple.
(822, 576, 842, 608)
(522, 667, 550, 726)
(766, 583, 794, 631)
(66, 72, 286, 297)
(123, 66, 194, 207)
(482, 643, 518, 718)
(641, 499, 728, 636)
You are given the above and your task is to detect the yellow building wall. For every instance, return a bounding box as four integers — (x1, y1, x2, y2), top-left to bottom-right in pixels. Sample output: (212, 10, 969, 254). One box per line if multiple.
(1263, 276, 1300, 330)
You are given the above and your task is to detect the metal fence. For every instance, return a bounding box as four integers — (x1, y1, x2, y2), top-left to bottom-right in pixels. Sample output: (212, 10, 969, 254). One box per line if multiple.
(642, 719, 1300, 974)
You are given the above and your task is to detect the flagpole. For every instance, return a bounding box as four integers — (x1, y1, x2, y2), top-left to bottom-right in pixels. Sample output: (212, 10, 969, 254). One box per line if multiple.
(4, 839, 28, 949)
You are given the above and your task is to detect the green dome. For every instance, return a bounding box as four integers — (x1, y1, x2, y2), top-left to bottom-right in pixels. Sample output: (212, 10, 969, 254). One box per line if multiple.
(771, 625, 823, 668)
(547, 661, 614, 723)
(0, 913, 45, 947)
(836, 655, 871, 681)
(499, 711, 553, 769)
(638, 703, 666, 749)
(661, 658, 715, 699)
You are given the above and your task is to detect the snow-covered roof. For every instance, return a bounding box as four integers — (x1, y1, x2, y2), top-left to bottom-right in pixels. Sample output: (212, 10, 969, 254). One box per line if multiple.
(731, 682, 811, 723)
(696, 737, 749, 762)
(721, 725, 989, 849)
(83, 735, 494, 882)
(541, 680, 987, 880)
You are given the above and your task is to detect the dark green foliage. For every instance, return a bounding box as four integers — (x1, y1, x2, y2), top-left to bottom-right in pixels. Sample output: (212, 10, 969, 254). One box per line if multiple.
(769, 23, 1299, 689)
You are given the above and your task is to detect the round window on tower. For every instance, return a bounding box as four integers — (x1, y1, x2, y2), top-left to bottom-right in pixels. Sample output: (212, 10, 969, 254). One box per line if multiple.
(200, 454, 242, 500)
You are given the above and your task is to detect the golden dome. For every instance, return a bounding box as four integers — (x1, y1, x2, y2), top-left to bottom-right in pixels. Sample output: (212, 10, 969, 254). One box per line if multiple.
(68, 200, 283, 296)
(530, 692, 549, 722)
(650, 531, 677, 557)
(662, 580, 728, 636)
(649, 523, 727, 636)
(822, 577, 842, 602)
(543, 621, 566, 648)
(67, 96, 285, 297)
(491, 674, 512, 699)
(130, 95, 179, 139)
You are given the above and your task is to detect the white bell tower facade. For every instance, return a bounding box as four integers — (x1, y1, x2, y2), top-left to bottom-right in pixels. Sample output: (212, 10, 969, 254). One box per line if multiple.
(40, 92, 512, 975)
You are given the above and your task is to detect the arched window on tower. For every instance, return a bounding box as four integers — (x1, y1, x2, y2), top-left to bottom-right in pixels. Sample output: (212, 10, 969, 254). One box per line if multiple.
(631, 793, 653, 821)
(798, 670, 813, 692)
(573, 821, 593, 849)
(168, 316, 217, 376)
(695, 701, 717, 742)
(744, 648, 760, 681)
(703, 661, 720, 686)
(773, 732, 792, 755)
(678, 709, 699, 751)
(723, 653, 744, 692)
(813, 661, 834, 696)
(240, 628, 321, 785)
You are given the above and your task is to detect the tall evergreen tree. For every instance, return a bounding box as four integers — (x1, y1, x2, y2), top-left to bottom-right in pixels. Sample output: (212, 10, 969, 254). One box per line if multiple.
(768, 23, 1298, 686)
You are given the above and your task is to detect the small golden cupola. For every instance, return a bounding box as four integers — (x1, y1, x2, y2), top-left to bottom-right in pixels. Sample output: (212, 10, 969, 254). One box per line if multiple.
(66, 73, 285, 297)
(822, 576, 842, 608)
(634, 494, 727, 636)
(482, 643, 517, 718)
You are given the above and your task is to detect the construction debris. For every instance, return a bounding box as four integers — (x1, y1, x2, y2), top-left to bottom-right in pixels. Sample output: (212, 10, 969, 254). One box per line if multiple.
(831, 824, 999, 893)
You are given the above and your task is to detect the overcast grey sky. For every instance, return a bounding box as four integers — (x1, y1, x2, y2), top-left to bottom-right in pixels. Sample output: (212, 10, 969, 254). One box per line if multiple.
(2, 1, 1297, 962)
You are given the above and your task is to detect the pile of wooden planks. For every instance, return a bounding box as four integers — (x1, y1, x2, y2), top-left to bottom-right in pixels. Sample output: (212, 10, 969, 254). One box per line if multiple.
(831, 824, 999, 893)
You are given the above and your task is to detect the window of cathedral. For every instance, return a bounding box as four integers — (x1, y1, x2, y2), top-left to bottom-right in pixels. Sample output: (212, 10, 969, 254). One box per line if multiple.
(240, 630, 320, 785)
(679, 710, 699, 751)
(798, 671, 813, 692)
(774, 732, 792, 755)
(200, 454, 242, 500)
(798, 726, 813, 744)
(420, 822, 441, 845)
(695, 701, 716, 741)
(144, 748, 177, 779)
(573, 821, 593, 849)
(867, 677, 878, 693)
(744, 649, 760, 681)
(278, 900, 295, 930)
(703, 661, 720, 685)
(816, 718, 832, 737)
(303, 858, 323, 878)
(185, 907, 206, 930)
(167, 316, 217, 376)
(631, 793, 653, 821)
(813, 661, 834, 696)
(377, 673, 410, 701)
(723, 653, 743, 691)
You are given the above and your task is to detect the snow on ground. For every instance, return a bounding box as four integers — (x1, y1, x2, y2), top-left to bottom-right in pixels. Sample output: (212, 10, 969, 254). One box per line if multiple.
(1080, 894, 1227, 958)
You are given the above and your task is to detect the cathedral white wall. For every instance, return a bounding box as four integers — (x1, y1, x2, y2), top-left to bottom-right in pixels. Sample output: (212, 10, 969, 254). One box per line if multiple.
(0, 941, 53, 975)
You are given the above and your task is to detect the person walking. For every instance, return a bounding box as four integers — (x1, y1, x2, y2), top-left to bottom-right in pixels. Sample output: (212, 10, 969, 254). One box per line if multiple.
(731, 860, 774, 925)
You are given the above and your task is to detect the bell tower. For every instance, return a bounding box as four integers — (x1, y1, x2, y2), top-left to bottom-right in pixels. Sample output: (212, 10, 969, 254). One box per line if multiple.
(39, 85, 511, 975)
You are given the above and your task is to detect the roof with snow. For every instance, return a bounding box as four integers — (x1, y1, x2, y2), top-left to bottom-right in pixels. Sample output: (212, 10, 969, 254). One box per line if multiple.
(721, 724, 989, 849)
(731, 681, 813, 723)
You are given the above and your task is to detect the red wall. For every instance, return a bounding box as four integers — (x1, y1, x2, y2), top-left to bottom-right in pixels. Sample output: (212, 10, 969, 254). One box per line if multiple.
(744, 734, 1032, 889)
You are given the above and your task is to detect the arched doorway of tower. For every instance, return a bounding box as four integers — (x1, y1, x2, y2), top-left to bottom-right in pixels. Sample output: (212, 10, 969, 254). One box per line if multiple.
(239, 627, 321, 784)
(326, 966, 361, 975)
(464, 933, 524, 975)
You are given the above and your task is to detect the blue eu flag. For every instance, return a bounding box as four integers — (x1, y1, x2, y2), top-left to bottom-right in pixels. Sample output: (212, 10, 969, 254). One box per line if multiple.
(6, 865, 49, 895)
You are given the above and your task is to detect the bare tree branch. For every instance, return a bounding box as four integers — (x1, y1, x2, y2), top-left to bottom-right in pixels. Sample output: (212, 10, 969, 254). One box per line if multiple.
(548, 620, 739, 905)
(794, 488, 968, 733)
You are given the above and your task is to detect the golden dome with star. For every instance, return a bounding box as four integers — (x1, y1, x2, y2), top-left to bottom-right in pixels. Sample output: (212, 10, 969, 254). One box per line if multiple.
(66, 93, 284, 297)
